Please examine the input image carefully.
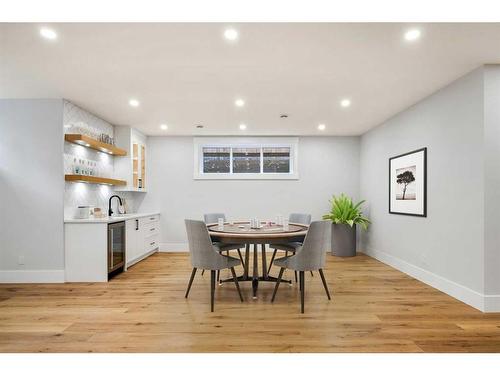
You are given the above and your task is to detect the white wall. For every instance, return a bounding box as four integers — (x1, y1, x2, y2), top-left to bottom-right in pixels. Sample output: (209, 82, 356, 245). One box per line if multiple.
(140, 136, 360, 250)
(359, 67, 492, 311)
(0, 99, 65, 282)
(483, 65, 500, 304)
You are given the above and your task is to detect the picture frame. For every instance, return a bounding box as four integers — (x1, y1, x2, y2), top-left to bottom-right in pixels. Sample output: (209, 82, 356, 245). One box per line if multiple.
(389, 147, 427, 217)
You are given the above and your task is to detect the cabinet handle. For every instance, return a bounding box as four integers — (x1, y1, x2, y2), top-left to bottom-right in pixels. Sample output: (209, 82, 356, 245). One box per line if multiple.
(150, 242, 155, 246)
(150, 217, 155, 220)
(150, 228, 155, 231)
(135, 219, 139, 230)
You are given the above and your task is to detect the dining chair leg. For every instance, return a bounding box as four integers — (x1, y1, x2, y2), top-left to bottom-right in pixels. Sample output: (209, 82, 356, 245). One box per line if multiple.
(267, 249, 277, 275)
(185, 267, 197, 298)
(299, 271, 305, 313)
(230, 267, 244, 302)
(261, 244, 268, 279)
(217, 270, 220, 284)
(271, 267, 285, 302)
(210, 270, 216, 312)
(243, 244, 250, 278)
(237, 249, 245, 269)
(318, 268, 331, 300)
(201, 269, 205, 276)
(310, 271, 314, 277)
(295, 271, 298, 284)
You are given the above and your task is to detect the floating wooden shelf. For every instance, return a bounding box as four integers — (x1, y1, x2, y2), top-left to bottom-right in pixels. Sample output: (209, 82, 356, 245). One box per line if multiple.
(65, 134, 127, 156)
(65, 174, 127, 186)
(114, 186, 148, 193)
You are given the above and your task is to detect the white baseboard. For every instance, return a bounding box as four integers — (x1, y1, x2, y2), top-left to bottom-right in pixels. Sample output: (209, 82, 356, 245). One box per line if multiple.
(0, 270, 65, 283)
(361, 248, 495, 312)
(484, 294, 500, 312)
(126, 248, 159, 268)
(159, 242, 189, 252)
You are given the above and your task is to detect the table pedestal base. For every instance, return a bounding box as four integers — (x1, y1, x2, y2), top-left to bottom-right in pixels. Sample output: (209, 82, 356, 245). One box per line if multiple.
(220, 243, 292, 298)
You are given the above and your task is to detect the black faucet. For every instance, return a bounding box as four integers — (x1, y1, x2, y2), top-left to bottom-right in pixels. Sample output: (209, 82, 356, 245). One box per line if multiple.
(108, 195, 123, 217)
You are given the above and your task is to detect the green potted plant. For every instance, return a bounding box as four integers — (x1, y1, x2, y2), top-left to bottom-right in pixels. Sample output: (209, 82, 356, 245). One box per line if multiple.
(322, 193, 370, 257)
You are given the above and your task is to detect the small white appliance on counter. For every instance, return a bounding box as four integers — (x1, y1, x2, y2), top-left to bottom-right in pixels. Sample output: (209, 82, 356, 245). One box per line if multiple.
(75, 206, 91, 219)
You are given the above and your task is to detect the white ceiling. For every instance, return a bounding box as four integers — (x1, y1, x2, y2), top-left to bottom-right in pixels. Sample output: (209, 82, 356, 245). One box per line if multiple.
(1, 23, 500, 136)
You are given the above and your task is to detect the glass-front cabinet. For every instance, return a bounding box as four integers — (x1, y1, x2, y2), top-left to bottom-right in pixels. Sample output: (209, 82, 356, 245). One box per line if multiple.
(114, 126, 147, 192)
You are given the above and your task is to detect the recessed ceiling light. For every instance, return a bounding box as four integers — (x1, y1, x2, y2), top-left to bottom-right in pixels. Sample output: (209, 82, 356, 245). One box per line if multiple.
(239, 124, 247, 130)
(318, 124, 326, 131)
(129, 99, 140, 107)
(224, 28, 239, 41)
(404, 28, 421, 41)
(340, 99, 351, 108)
(235, 99, 245, 107)
(39, 27, 57, 40)
(160, 124, 168, 130)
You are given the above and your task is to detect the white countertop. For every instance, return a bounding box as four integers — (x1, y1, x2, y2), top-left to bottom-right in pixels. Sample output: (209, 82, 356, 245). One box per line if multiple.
(64, 212, 160, 224)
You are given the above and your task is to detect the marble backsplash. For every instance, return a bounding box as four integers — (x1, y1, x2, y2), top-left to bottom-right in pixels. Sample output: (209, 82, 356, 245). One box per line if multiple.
(63, 100, 141, 218)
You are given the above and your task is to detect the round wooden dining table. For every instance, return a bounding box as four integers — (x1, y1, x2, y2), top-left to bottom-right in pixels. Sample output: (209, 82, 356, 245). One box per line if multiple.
(207, 221, 308, 299)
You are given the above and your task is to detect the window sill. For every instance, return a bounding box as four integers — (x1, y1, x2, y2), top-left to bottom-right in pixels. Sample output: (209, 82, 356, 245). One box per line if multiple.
(193, 173, 299, 180)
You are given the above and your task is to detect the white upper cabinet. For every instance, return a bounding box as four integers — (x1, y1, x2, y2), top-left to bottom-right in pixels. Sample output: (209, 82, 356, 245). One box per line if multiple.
(114, 126, 147, 192)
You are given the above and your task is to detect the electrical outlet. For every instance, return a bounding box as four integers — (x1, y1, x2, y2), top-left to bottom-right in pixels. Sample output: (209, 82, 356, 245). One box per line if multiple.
(18, 255, 25, 265)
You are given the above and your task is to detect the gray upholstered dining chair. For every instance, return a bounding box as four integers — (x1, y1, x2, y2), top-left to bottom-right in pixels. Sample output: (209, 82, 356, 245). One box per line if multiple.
(184, 219, 244, 312)
(270, 220, 331, 313)
(268, 213, 312, 279)
(203, 213, 246, 280)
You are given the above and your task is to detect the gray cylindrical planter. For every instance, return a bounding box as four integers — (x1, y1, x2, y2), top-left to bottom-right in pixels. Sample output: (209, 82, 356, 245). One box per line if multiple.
(331, 224, 357, 257)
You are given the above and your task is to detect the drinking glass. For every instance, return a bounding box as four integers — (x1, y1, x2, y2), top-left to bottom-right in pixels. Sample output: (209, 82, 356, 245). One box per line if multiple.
(217, 218, 224, 229)
(276, 215, 283, 226)
(283, 218, 289, 231)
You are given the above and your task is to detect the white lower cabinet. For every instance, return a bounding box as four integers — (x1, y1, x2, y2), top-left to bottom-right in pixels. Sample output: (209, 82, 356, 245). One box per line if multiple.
(125, 218, 140, 265)
(126, 214, 160, 267)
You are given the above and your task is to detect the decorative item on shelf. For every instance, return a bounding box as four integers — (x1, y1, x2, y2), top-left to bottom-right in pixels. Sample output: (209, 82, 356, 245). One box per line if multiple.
(322, 193, 370, 257)
(79, 158, 86, 175)
(71, 158, 97, 176)
(389, 147, 427, 217)
(99, 133, 115, 146)
(72, 157, 79, 174)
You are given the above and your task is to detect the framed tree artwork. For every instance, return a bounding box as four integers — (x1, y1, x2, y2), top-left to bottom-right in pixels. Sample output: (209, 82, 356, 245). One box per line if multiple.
(389, 147, 427, 217)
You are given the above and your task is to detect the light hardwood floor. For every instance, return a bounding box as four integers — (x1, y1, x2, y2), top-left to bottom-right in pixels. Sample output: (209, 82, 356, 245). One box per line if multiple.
(1, 252, 500, 353)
